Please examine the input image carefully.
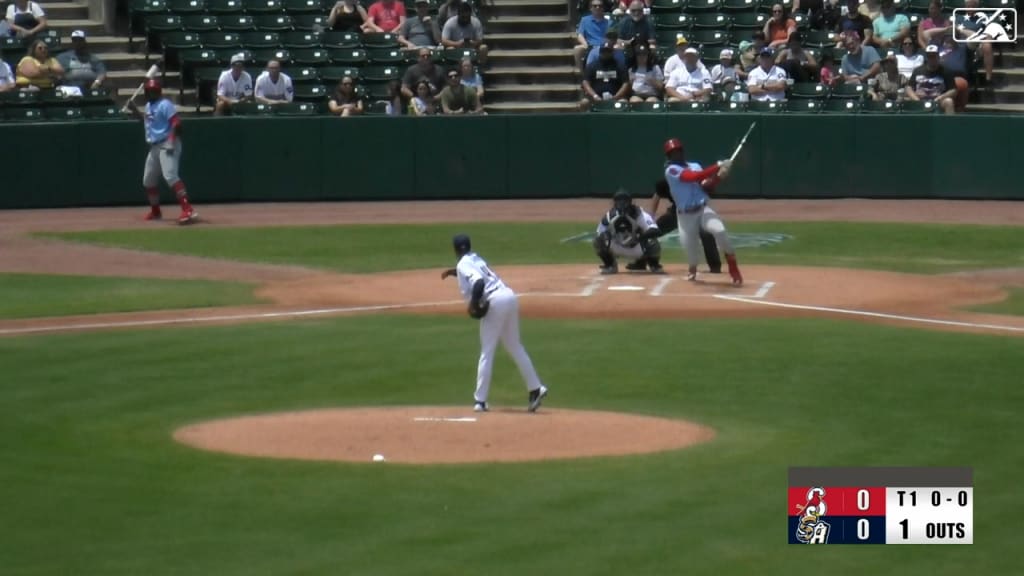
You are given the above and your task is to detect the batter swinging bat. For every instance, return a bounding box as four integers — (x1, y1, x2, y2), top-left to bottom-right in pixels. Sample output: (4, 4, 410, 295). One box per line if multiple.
(121, 61, 163, 113)
(729, 121, 758, 163)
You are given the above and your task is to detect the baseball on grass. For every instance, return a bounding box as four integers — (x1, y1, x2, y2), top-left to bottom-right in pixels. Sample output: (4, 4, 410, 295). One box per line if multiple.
(372, 454, 386, 462)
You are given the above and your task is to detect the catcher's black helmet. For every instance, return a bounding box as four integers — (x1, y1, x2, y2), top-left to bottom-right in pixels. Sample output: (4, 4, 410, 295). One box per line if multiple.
(613, 189, 632, 213)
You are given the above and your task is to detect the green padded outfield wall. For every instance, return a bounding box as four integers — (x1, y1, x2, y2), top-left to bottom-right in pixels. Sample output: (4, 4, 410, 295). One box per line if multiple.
(1, 114, 1021, 209)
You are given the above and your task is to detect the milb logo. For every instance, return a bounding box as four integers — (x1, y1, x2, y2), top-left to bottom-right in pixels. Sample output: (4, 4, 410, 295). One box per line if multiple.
(953, 7, 1017, 43)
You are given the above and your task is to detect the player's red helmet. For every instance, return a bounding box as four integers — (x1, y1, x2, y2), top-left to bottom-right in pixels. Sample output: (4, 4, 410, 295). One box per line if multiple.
(663, 138, 683, 156)
(143, 78, 162, 94)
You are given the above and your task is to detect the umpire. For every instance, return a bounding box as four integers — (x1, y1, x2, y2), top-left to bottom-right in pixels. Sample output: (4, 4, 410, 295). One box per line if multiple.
(628, 178, 722, 273)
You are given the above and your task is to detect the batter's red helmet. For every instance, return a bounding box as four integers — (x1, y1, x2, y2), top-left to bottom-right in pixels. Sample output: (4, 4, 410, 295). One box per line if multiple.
(143, 78, 162, 94)
(663, 138, 683, 155)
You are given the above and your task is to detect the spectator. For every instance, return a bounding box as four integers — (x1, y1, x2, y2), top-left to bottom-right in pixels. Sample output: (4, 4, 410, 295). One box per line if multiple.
(363, 0, 406, 34)
(437, 0, 467, 26)
(56, 30, 106, 90)
(896, 36, 922, 80)
(328, 76, 364, 116)
(458, 57, 483, 100)
(859, 0, 882, 20)
(254, 60, 294, 105)
(215, 53, 253, 116)
(836, 0, 874, 45)
(401, 47, 445, 100)
(905, 44, 956, 113)
(710, 48, 737, 87)
(4, 0, 47, 41)
(938, 34, 969, 111)
(586, 30, 626, 69)
(0, 58, 15, 92)
(665, 46, 712, 102)
(775, 32, 817, 83)
(400, 0, 441, 50)
(611, 0, 649, 16)
(615, 1, 655, 52)
(734, 40, 757, 81)
(384, 80, 403, 115)
(15, 39, 61, 89)
(868, 55, 905, 100)
(764, 4, 797, 49)
(954, 0, 994, 86)
(440, 67, 484, 114)
(574, 0, 609, 72)
(918, 0, 952, 48)
(441, 2, 488, 66)
(807, 0, 841, 31)
(408, 79, 435, 115)
(871, 0, 910, 50)
(579, 41, 628, 110)
(840, 32, 881, 83)
(746, 47, 788, 101)
(819, 52, 838, 86)
(664, 36, 708, 77)
(627, 43, 663, 102)
(327, 0, 368, 33)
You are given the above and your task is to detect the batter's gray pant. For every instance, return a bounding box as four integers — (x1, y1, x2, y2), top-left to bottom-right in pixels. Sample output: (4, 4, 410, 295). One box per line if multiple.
(142, 140, 182, 188)
(677, 205, 734, 268)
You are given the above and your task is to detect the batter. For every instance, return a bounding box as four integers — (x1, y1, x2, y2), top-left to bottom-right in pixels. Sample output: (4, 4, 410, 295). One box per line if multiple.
(662, 137, 743, 285)
(127, 78, 198, 224)
(442, 234, 548, 413)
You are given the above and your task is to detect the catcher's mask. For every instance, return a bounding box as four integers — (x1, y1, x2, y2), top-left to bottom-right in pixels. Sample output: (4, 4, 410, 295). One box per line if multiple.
(452, 233, 472, 257)
(613, 189, 632, 213)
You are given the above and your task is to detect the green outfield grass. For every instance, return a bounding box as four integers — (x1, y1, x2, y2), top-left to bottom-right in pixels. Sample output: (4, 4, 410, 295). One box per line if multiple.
(970, 287, 1024, 317)
(0, 273, 260, 319)
(45, 221, 1024, 275)
(0, 315, 1019, 575)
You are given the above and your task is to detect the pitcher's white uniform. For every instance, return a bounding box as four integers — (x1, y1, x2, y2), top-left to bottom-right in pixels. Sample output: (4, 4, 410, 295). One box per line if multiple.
(456, 252, 545, 406)
(597, 206, 659, 259)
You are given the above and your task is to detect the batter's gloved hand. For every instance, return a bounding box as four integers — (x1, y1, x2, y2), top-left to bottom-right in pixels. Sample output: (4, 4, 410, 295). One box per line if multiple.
(468, 300, 489, 319)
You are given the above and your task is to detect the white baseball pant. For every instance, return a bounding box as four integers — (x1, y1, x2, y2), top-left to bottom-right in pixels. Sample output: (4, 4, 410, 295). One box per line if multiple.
(142, 140, 182, 188)
(474, 286, 544, 404)
(678, 205, 733, 267)
(609, 242, 645, 259)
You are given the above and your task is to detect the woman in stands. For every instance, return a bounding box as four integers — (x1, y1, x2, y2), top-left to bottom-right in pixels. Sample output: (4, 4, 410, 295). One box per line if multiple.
(328, 76, 365, 117)
(896, 34, 923, 80)
(408, 79, 435, 115)
(327, 0, 369, 33)
(15, 38, 62, 89)
(627, 43, 663, 103)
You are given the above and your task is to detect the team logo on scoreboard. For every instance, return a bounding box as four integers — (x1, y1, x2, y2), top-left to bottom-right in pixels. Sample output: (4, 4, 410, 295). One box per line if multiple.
(795, 487, 831, 544)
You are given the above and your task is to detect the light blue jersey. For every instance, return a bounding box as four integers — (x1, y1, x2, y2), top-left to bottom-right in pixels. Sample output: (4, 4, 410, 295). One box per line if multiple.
(144, 98, 177, 144)
(665, 161, 709, 212)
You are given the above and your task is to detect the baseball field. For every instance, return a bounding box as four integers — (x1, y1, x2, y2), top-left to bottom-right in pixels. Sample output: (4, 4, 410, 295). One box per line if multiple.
(1, 198, 1022, 575)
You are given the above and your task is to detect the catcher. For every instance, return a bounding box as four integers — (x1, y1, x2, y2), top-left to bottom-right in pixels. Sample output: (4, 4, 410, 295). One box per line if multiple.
(626, 178, 722, 274)
(593, 189, 664, 274)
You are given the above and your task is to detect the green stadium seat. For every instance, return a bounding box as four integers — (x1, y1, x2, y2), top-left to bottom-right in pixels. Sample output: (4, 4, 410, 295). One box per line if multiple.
(220, 14, 257, 31)
(0, 90, 40, 107)
(630, 101, 667, 112)
(4, 107, 45, 121)
(590, 100, 629, 113)
(45, 107, 85, 121)
(651, 0, 687, 13)
(442, 47, 476, 64)
(730, 11, 767, 29)
(667, 100, 707, 112)
(757, 0, 791, 10)
(789, 81, 828, 99)
(747, 99, 783, 112)
(829, 47, 848, 61)
(360, 65, 401, 82)
(367, 48, 406, 64)
(785, 98, 820, 113)
(803, 29, 836, 49)
(132, 0, 169, 40)
(252, 48, 292, 66)
(688, 29, 728, 46)
(36, 88, 78, 106)
(1, 36, 21, 60)
(792, 11, 808, 30)
(206, 0, 244, 13)
(39, 31, 63, 54)
(161, 31, 201, 69)
(215, 48, 253, 64)
(362, 81, 393, 100)
(862, 99, 899, 113)
(292, 14, 328, 30)
(900, 100, 937, 113)
(366, 100, 393, 114)
(710, 100, 747, 112)
(80, 88, 115, 105)
(290, 47, 331, 65)
(323, 31, 362, 49)
(232, 101, 275, 115)
(181, 48, 219, 69)
(283, 0, 323, 12)
(654, 14, 693, 31)
(256, 14, 295, 31)
(183, 14, 220, 31)
(200, 32, 243, 49)
(362, 33, 401, 49)
(81, 105, 126, 120)
(655, 30, 692, 49)
(147, 14, 183, 33)
(320, 66, 362, 83)
(281, 30, 323, 48)
(687, 0, 723, 12)
(906, 0, 930, 11)
(292, 84, 328, 101)
(285, 67, 320, 84)
(330, 48, 369, 66)
(822, 98, 861, 113)
(275, 102, 319, 115)
(983, 0, 1013, 8)
(721, 0, 757, 10)
(242, 31, 282, 48)
(890, 0, 907, 9)
(693, 12, 731, 28)
(168, 0, 206, 14)
(831, 82, 867, 99)
(245, 0, 285, 13)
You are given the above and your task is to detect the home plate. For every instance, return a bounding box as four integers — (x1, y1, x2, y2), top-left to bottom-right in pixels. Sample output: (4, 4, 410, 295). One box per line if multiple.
(608, 286, 645, 291)
(413, 417, 478, 423)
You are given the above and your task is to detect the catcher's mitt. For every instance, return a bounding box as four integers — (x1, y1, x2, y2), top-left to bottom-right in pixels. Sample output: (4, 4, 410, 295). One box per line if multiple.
(468, 300, 489, 320)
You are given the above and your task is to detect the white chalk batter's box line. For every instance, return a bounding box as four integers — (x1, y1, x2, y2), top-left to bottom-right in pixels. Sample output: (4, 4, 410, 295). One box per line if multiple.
(533, 279, 777, 299)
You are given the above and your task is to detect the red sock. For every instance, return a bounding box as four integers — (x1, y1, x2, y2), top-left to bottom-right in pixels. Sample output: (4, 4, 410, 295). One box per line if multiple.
(146, 187, 160, 209)
(172, 181, 191, 210)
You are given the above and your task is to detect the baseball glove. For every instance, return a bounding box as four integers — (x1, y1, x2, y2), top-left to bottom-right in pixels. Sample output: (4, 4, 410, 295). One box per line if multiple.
(468, 300, 489, 320)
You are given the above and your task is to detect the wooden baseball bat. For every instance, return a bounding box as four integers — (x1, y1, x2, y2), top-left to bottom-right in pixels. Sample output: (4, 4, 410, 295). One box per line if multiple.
(121, 62, 163, 113)
(729, 121, 758, 163)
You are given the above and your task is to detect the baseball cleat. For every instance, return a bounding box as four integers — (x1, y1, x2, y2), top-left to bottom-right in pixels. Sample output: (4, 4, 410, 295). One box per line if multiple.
(625, 260, 647, 271)
(143, 209, 162, 221)
(726, 254, 743, 286)
(527, 385, 548, 413)
(649, 264, 665, 274)
(599, 264, 618, 275)
(473, 402, 489, 412)
(177, 209, 199, 225)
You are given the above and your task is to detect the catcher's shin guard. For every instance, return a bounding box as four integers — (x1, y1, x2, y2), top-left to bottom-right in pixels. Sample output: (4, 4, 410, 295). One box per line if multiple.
(593, 234, 615, 268)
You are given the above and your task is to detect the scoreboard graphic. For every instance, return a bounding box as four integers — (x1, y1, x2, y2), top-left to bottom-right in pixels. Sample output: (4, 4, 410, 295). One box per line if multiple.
(788, 467, 973, 545)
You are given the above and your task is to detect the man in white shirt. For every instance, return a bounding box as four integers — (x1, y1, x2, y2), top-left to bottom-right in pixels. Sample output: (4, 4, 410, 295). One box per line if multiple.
(665, 47, 713, 102)
(746, 47, 788, 101)
(663, 36, 709, 77)
(254, 60, 293, 105)
(0, 59, 15, 92)
(215, 53, 254, 115)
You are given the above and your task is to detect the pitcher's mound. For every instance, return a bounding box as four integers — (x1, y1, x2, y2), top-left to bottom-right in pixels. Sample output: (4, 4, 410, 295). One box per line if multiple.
(174, 406, 715, 464)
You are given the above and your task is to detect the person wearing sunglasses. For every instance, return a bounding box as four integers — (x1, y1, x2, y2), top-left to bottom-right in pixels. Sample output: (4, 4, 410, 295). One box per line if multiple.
(574, 0, 608, 72)
(328, 76, 364, 117)
(895, 36, 922, 80)
(440, 67, 484, 114)
(764, 4, 797, 49)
